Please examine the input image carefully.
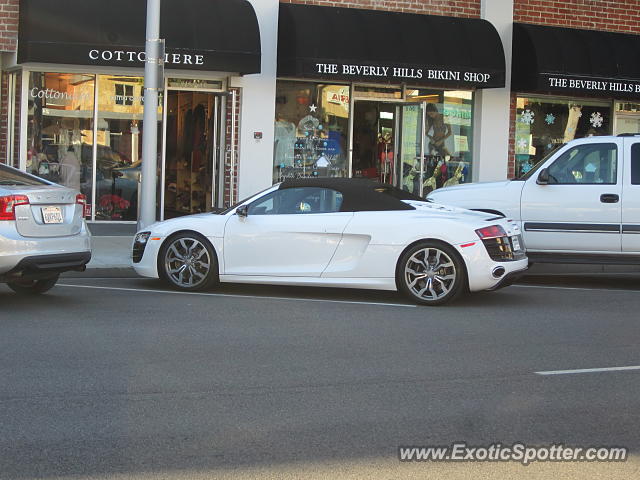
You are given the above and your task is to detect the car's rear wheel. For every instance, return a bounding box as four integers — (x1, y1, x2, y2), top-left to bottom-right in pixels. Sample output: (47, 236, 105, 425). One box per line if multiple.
(7, 274, 59, 295)
(397, 241, 466, 306)
(159, 232, 218, 291)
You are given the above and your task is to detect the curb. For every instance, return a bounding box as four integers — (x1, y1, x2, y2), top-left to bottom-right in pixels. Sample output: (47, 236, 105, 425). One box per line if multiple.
(61, 268, 139, 278)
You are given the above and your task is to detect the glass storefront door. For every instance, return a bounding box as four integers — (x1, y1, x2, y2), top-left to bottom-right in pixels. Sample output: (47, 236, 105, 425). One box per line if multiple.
(163, 91, 220, 219)
(400, 103, 426, 196)
(351, 101, 400, 185)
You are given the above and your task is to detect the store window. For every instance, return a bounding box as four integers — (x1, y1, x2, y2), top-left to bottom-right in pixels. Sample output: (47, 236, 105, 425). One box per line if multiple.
(26, 72, 95, 203)
(96, 75, 156, 221)
(614, 101, 640, 135)
(405, 89, 474, 194)
(273, 81, 350, 183)
(514, 97, 612, 178)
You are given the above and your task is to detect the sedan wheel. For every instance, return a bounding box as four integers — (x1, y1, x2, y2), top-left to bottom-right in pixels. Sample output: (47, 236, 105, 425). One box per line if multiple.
(398, 242, 466, 305)
(160, 233, 218, 291)
(7, 274, 59, 295)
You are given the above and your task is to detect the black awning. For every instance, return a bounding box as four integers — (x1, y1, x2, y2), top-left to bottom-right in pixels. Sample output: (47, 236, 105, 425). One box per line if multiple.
(512, 23, 640, 99)
(18, 0, 261, 74)
(277, 4, 505, 89)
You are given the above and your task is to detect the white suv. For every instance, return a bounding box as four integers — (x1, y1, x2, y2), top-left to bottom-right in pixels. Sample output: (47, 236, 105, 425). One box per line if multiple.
(428, 135, 640, 265)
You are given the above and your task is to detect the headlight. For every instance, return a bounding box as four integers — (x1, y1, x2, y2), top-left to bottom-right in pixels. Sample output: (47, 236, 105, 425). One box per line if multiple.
(134, 231, 151, 244)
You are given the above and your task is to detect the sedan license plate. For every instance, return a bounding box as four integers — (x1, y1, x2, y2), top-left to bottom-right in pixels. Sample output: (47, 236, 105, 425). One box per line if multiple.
(42, 206, 63, 224)
(511, 235, 522, 252)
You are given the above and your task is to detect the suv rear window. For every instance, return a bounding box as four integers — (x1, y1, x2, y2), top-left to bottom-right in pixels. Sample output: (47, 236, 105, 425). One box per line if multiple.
(0, 164, 49, 186)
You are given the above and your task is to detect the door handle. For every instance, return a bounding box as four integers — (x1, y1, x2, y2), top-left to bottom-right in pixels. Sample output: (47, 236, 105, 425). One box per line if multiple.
(600, 193, 619, 203)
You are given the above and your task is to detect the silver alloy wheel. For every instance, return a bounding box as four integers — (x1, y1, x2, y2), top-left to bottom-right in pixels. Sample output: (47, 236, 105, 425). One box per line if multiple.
(404, 247, 457, 301)
(164, 237, 211, 289)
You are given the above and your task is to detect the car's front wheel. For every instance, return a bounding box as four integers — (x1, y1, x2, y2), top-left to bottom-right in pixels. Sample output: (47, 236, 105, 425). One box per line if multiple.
(397, 241, 466, 305)
(7, 274, 60, 295)
(159, 232, 218, 291)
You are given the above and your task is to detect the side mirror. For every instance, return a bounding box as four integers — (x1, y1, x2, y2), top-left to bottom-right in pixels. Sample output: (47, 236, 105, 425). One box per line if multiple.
(537, 168, 550, 185)
(236, 205, 248, 217)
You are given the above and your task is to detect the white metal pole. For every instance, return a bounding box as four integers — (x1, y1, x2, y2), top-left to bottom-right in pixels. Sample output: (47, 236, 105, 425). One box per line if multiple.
(138, 0, 162, 230)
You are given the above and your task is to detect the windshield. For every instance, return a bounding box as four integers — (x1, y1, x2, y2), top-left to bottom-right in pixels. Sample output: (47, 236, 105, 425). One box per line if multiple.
(0, 164, 49, 186)
(217, 185, 277, 215)
(516, 144, 564, 181)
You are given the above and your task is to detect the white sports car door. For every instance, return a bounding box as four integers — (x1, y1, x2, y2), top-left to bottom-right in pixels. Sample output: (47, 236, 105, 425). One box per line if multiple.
(223, 187, 352, 276)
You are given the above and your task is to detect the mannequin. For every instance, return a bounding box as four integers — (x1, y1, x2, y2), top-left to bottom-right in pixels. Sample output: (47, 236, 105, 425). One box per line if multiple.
(60, 145, 81, 190)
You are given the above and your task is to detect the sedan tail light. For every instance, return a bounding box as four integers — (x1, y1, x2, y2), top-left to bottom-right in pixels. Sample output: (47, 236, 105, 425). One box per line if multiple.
(0, 194, 30, 221)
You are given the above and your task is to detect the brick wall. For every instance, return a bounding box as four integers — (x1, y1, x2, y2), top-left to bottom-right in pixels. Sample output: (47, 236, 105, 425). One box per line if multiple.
(279, 0, 480, 18)
(0, 0, 18, 52)
(514, 0, 640, 34)
(508, 0, 640, 176)
(222, 88, 241, 207)
(0, 72, 8, 164)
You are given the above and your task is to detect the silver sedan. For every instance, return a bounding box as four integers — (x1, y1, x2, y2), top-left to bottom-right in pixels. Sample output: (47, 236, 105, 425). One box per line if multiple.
(0, 164, 91, 294)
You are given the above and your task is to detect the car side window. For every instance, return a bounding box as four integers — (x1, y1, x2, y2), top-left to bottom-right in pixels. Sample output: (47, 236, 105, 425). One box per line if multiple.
(632, 143, 640, 185)
(547, 143, 617, 185)
(247, 187, 343, 215)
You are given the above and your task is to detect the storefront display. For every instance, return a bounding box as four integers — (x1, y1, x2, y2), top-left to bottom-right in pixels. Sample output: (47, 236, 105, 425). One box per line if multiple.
(25, 72, 165, 221)
(403, 90, 474, 195)
(614, 102, 640, 135)
(514, 96, 612, 178)
(23, 70, 229, 222)
(273, 81, 350, 183)
(8, 0, 261, 224)
(26, 72, 95, 202)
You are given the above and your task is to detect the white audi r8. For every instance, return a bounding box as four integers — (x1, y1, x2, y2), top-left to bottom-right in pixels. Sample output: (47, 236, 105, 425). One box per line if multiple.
(132, 179, 528, 305)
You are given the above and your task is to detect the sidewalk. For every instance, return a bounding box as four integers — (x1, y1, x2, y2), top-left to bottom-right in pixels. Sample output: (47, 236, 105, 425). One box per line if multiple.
(75, 230, 640, 278)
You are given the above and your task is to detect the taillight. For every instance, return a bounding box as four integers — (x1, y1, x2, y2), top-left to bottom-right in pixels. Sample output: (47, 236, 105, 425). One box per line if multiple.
(76, 194, 86, 205)
(475, 225, 507, 240)
(0, 194, 30, 221)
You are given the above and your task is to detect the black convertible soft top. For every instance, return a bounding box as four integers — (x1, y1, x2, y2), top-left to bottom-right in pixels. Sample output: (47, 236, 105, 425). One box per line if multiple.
(278, 178, 423, 212)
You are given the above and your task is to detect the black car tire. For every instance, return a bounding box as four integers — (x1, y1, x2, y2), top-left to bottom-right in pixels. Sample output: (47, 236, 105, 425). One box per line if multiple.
(397, 240, 467, 306)
(158, 232, 219, 291)
(7, 274, 60, 295)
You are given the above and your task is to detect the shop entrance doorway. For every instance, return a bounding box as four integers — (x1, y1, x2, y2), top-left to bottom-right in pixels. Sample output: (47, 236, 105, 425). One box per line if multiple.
(163, 91, 221, 219)
(351, 101, 399, 185)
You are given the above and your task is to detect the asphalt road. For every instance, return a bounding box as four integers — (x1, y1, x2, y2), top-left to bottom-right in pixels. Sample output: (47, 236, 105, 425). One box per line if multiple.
(1, 275, 640, 479)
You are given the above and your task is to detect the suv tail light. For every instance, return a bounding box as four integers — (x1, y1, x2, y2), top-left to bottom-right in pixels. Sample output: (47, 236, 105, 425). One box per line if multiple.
(0, 194, 30, 221)
(76, 194, 86, 206)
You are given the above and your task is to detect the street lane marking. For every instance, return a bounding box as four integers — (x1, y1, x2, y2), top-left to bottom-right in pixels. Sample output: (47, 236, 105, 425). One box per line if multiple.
(535, 365, 640, 376)
(56, 283, 416, 308)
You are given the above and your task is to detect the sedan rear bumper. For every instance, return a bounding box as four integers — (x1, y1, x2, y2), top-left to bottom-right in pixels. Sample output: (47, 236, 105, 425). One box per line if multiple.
(0, 251, 91, 281)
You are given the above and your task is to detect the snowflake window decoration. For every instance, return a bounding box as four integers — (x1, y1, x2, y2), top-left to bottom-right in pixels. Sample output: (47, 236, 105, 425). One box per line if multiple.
(517, 138, 528, 151)
(545, 113, 555, 125)
(590, 112, 604, 128)
(520, 110, 535, 125)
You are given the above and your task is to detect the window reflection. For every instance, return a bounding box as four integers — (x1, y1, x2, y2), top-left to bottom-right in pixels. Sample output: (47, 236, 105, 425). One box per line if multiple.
(515, 97, 611, 178)
(27, 72, 95, 204)
(273, 81, 350, 183)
